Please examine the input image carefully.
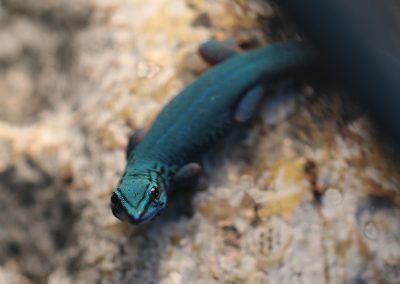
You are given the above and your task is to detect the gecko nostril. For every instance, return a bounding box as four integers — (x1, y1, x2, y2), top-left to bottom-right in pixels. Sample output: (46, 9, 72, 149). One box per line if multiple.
(110, 193, 122, 217)
(111, 193, 119, 207)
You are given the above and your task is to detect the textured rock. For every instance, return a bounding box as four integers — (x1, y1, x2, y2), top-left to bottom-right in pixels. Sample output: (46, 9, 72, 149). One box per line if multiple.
(0, 0, 399, 283)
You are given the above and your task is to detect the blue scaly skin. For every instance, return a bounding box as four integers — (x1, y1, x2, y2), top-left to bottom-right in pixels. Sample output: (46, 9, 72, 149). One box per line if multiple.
(111, 41, 317, 224)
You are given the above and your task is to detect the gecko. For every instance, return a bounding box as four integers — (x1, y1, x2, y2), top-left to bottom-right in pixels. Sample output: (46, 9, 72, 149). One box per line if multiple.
(110, 40, 317, 224)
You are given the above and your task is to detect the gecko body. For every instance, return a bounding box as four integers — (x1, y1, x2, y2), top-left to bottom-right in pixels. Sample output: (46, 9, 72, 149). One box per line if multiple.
(111, 41, 316, 224)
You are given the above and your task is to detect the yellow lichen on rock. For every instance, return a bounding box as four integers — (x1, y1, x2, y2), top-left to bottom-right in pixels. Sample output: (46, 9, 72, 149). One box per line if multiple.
(256, 190, 303, 218)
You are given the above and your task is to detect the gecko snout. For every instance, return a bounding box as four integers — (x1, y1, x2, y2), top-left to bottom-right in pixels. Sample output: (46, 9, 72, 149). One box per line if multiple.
(110, 192, 142, 224)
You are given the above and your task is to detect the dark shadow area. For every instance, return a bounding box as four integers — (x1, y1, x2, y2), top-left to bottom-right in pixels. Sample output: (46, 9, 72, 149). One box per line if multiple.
(0, 159, 81, 283)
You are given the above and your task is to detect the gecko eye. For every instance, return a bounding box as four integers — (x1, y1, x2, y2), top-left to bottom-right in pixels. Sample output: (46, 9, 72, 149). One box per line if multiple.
(150, 186, 160, 201)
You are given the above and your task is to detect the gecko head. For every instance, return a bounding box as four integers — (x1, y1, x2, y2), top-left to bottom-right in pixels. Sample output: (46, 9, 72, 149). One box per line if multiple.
(110, 175, 167, 224)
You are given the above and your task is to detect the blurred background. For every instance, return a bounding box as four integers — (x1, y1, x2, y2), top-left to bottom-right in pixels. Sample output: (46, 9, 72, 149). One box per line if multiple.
(0, 0, 399, 283)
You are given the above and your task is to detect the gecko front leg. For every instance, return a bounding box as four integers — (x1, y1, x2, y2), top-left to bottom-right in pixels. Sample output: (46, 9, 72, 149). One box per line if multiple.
(172, 162, 202, 189)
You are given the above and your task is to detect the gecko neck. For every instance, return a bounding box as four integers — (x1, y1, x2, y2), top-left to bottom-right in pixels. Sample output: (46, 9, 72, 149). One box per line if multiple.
(125, 156, 178, 189)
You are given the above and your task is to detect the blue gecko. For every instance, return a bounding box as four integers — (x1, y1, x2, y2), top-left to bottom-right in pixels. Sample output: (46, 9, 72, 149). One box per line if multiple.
(111, 41, 316, 224)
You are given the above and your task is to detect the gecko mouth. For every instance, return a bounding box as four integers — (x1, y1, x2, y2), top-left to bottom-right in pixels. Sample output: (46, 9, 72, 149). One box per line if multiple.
(110, 193, 142, 224)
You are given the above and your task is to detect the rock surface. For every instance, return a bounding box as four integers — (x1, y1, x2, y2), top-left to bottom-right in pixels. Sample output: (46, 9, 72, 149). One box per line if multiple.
(0, 0, 399, 283)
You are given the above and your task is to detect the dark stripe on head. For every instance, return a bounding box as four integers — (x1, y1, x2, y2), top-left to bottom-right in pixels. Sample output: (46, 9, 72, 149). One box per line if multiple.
(136, 190, 148, 208)
(139, 199, 152, 219)
(155, 173, 161, 187)
(116, 188, 136, 209)
(155, 171, 168, 189)
(129, 173, 148, 178)
(147, 170, 153, 182)
(145, 183, 151, 191)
